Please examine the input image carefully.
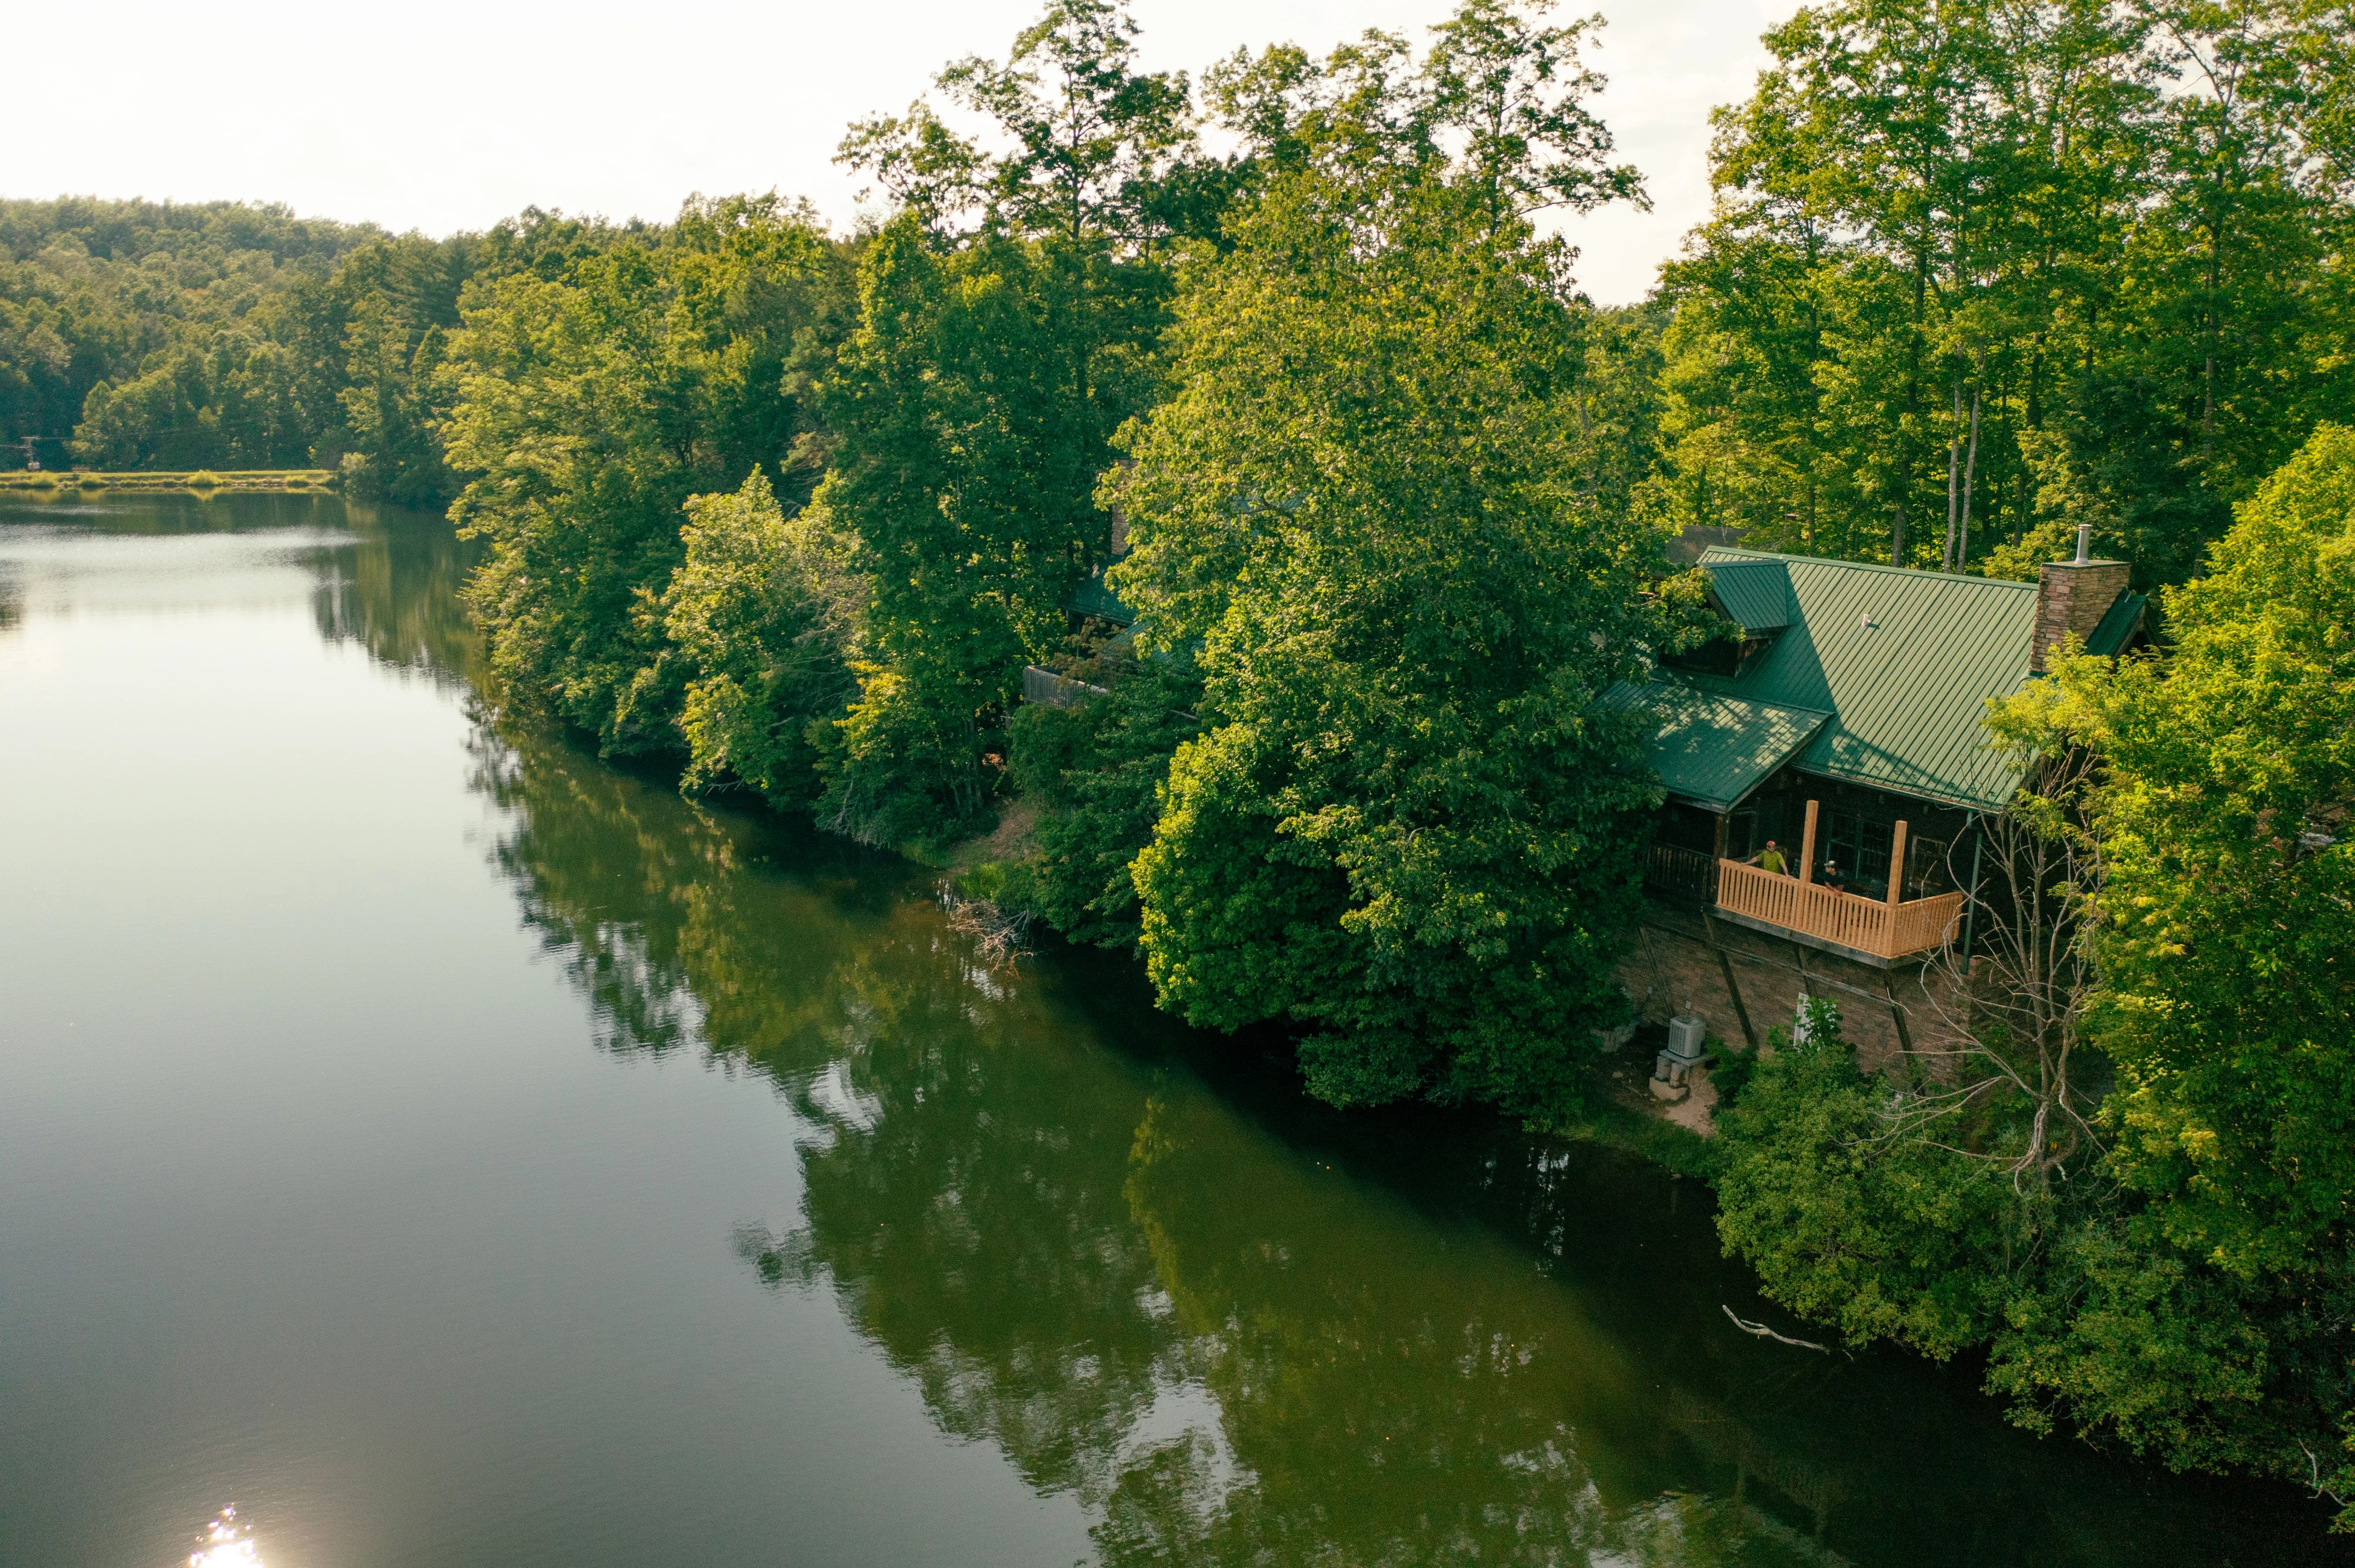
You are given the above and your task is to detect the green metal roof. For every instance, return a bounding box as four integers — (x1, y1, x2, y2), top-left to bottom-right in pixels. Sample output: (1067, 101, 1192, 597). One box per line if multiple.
(1704, 558, 1790, 632)
(1680, 548, 2043, 811)
(1602, 677, 1832, 813)
(2085, 589, 2147, 657)
(1063, 562, 1137, 625)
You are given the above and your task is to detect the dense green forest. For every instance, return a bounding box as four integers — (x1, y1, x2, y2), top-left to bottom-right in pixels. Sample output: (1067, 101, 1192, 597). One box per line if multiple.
(8, 0, 2351, 1519)
(0, 195, 649, 498)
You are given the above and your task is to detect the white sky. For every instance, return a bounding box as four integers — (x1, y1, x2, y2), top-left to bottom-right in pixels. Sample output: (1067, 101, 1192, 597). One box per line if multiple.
(10, 0, 1799, 306)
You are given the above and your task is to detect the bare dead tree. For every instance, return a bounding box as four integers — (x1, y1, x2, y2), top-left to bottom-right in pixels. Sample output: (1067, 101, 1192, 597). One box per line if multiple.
(1891, 745, 2108, 1195)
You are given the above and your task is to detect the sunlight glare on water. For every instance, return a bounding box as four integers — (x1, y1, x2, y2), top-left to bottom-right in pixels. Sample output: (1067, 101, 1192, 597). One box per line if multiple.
(190, 1507, 262, 1568)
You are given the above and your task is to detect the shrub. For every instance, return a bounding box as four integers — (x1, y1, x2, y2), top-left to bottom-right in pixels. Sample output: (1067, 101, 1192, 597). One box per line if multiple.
(813, 661, 996, 856)
(1003, 653, 1202, 950)
(1713, 999, 2017, 1358)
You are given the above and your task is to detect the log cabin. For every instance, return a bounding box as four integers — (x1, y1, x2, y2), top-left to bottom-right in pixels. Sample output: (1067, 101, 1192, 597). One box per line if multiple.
(1608, 531, 2144, 1055)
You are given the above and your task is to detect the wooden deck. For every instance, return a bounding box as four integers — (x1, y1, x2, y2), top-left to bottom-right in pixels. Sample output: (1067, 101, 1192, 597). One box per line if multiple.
(1646, 843, 1964, 961)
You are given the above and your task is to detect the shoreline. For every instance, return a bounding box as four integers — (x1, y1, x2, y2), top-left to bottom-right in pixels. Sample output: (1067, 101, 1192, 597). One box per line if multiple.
(0, 469, 340, 493)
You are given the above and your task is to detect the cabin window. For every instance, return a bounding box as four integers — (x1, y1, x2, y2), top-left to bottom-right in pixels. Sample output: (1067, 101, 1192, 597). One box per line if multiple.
(1906, 835, 1952, 899)
(1817, 807, 1892, 889)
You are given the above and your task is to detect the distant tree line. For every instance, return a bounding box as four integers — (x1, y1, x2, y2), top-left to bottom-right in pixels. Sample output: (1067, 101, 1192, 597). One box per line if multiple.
(0, 195, 644, 497)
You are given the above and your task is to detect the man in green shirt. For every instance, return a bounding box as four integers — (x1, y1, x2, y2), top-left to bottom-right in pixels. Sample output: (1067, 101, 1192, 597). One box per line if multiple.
(1750, 840, 1790, 876)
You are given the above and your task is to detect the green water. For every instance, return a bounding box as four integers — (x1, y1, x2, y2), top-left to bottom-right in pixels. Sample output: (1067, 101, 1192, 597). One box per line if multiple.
(0, 492, 2330, 1567)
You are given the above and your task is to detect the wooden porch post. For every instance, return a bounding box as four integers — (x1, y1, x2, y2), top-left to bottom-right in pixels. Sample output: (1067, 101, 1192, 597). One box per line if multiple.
(1799, 800, 1819, 885)
(1887, 820, 1910, 906)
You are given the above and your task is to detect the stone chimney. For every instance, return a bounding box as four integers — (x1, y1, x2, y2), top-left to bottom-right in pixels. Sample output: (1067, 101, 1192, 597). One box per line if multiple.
(2032, 522, 2130, 672)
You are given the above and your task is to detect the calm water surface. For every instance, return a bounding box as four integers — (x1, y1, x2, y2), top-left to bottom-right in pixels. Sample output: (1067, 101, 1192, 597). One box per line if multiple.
(0, 492, 2334, 1568)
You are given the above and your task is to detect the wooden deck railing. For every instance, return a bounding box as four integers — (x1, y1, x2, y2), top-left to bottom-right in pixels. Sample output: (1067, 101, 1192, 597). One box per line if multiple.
(1712, 858, 1964, 960)
(1644, 843, 1721, 903)
(1649, 844, 1964, 959)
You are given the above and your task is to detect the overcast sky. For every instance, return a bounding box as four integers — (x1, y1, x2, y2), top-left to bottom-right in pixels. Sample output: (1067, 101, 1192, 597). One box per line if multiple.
(11, 0, 1799, 306)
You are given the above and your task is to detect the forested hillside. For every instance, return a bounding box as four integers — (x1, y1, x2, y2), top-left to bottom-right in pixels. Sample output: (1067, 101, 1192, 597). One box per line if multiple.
(0, 196, 648, 498)
(0, 198, 375, 468)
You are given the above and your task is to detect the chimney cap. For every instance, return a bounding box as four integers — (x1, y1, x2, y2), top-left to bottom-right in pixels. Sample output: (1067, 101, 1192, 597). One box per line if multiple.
(2074, 521, 2091, 564)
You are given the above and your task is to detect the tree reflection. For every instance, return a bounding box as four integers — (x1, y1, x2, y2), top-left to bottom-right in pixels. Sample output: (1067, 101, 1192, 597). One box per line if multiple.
(474, 705, 2320, 1568)
(310, 498, 482, 687)
(472, 715, 1850, 1565)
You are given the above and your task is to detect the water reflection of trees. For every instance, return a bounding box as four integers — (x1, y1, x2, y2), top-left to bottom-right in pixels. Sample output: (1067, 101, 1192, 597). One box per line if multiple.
(310, 499, 481, 687)
(470, 718, 1848, 1566)
(473, 714, 2320, 1568)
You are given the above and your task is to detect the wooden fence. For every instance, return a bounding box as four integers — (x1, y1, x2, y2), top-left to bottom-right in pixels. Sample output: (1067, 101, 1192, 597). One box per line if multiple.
(1022, 665, 1109, 709)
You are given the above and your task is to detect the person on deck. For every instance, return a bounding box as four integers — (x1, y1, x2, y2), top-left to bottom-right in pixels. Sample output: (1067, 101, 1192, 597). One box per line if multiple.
(1748, 840, 1790, 876)
(1818, 858, 1847, 893)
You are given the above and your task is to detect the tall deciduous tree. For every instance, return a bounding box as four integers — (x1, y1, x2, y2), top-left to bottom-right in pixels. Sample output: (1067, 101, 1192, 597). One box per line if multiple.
(1114, 78, 1661, 1114)
(444, 197, 846, 755)
(817, 0, 1194, 849)
(1654, 0, 2352, 585)
(652, 469, 865, 810)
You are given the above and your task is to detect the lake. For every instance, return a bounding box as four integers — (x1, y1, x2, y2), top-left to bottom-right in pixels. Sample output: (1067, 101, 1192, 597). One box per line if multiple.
(0, 491, 2332, 1567)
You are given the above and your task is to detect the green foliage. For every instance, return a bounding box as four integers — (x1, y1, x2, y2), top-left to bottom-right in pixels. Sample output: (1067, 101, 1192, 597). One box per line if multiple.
(1424, 0, 1647, 225)
(443, 196, 849, 755)
(649, 469, 864, 809)
(1995, 421, 2355, 1505)
(1652, 0, 2354, 580)
(1716, 1001, 2017, 1358)
(2068, 422, 2355, 1280)
(814, 220, 1155, 693)
(813, 658, 995, 854)
(1004, 654, 1203, 949)
(0, 197, 648, 490)
(1114, 53, 1661, 1117)
(0, 197, 378, 470)
(840, 0, 1194, 243)
(820, 2, 1196, 848)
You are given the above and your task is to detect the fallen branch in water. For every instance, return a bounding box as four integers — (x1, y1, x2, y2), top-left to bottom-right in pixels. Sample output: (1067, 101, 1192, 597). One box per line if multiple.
(943, 893, 1034, 966)
(1723, 1305, 1832, 1354)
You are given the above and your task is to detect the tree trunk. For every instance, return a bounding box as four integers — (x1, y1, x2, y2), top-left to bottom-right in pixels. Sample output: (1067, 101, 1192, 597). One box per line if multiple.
(1959, 380, 1982, 568)
(1945, 383, 1963, 571)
